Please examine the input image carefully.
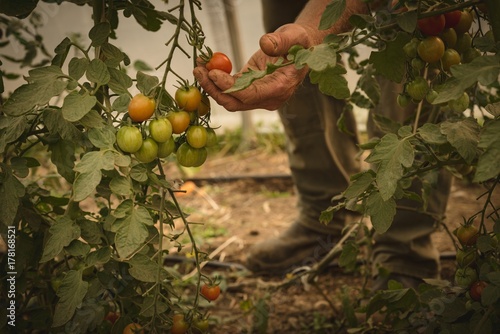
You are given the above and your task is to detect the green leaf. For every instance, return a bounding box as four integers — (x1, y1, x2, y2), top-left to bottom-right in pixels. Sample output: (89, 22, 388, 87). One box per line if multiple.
(65, 239, 91, 257)
(136, 71, 159, 95)
(434, 55, 500, 104)
(110, 175, 132, 196)
(86, 247, 111, 266)
(74, 150, 115, 174)
(113, 152, 131, 168)
(128, 253, 170, 283)
(319, 0, 345, 30)
(140, 296, 168, 317)
(344, 171, 375, 200)
(43, 108, 87, 145)
(474, 145, 500, 182)
(89, 22, 111, 47)
(49, 140, 76, 183)
(0, 165, 25, 226)
(396, 10, 417, 33)
(481, 285, 500, 305)
(366, 134, 414, 200)
(101, 42, 125, 67)
(0, 0, 38, 18)
(68, 57, 89, 80)
(86, 59, 110, 86)
(113, 205, 153, 259)
(358, 67, 380, 105)
(339, 241, 359, 271)
(73, 169, 101, 202)
(112, 94, 131, 113)
(52, 270, 88, 327)
(371, 113, 402, 135)
(40, 216, 81, 263)
(440, 118, 480, 165)
(52, 37, 72, 67)
(2, 66, 67, 116)
(485, 102, 500, 117)
(417, 123, 447, 144)
(0, 115, 28, 152)
(369, 32, 411, 83)
(79, 110, 106, 129)
(226, 58, 285, 93)
(309, 66, 350, 99)
(108, 68, 133, 94)
(366, 192, 396, 234)
(88, 126, 116, 149)
(62, 91, 97, 122)
(294, 44, 338, 71)
(130, 163, 148, 182)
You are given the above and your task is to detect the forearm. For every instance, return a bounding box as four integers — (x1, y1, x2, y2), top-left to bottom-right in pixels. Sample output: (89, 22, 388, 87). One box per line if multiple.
(295, 0, 368, 46)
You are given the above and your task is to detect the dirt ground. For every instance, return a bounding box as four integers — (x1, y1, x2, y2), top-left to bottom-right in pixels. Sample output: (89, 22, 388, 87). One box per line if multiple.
(163, 147, 499, 334)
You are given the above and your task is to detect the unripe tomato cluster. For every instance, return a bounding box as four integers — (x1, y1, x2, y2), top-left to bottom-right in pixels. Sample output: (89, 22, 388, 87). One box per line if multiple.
(116, 86, 218, 168)
(398, 8, 481, 113)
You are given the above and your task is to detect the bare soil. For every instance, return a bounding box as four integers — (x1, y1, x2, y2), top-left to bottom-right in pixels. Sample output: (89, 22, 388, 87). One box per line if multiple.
(163, 147, 499, 334)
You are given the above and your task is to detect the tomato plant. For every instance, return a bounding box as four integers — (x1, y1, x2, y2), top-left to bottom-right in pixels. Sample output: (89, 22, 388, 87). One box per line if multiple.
(200, 284, 221, 301)
(417, 36, 445, 63)
(117, 125, 144, 153)
(186, 125, 208, 148)
(175, 85, 202, 112)
(206, 51, 233, 74)
(128, 93, 156, 122)
(417, 14, 445, 36)
(149, 118, 173, 143)
(167, 110, 191, 134)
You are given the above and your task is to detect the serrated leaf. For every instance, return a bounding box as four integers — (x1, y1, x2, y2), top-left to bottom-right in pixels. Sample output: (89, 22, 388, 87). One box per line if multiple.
(73, 169, 101, 202)
(85, 247, 111, 266)
(52, 270, 88, 327)
(112, 94, 131, 113)
(128, 4, 169, 32)
(225, 68, 267, 93)
(86, 59, 110, 85)
(319, 0, 345, 30)
(366, 134, 414, 200)
(418, 123, 447, 144)
(294, 44, 338, 71)
(0, 115, 28, 151)
(43, 108, 87, 145)
(136, 71, 159, 95)
(0, 166, 25, 226)
(108, 67, 133, 94)
(101, 42, 125, 67)
(440, 119, 480, 164)
(65, 239, 91, 257)
(128, 253, 169, 283)
(434, 55, 500, 104)
(2, 66, 67, 116)
(88, 126, 116, 149)
(309, 66, 349, 99)
(371, 113, 401, 135)
(74, 150, 115, 174)
(113, 152, 131, 168)
(485, 102, 500, 117)
(140, 296, 169, 317)
(68, 57, 89, 80)
(62, 91, 97, 122)
(366, 191, 396, 233)
(40, 216, 81, 263)
(79, 110, 106, 128)
(49, 140, 76, 183)
(110, 175, 132, 196)
(474, 145, 500, 182)
(396, 10, 417, 33)
(89, 21, 110, 47)
(130, 163, 148, 182)
(344, 171, 375, 199)
(359, 67, 380, 105)
(369, 32, 411, 83)
(113, 208, 151, 259)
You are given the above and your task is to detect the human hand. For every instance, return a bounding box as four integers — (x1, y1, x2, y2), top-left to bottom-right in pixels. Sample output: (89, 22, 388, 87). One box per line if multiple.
(193, 24, 314, 111)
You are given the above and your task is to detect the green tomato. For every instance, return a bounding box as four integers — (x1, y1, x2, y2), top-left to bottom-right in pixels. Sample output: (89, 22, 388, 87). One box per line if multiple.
(448, 92, 470, 113)
(157, 138, 176, 158)
(186, 125, 208, 148)
(116, 126, 143, 153)
(205, 128, 218, 147)
(454, 267, 478, 288)
(149, 118, 172, 143)
(176, 143, 207, 167)
(406, 76, 429, 101)
(397, 93, 410, 108)
(134, 137, 159, 163)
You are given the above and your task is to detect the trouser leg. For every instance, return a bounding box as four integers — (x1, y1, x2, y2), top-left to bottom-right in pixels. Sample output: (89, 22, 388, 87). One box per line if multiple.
(368, 77, 453, 279)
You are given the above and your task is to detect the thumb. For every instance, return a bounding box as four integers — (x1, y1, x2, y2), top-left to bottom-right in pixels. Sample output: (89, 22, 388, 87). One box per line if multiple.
(259, 24, 312, 57)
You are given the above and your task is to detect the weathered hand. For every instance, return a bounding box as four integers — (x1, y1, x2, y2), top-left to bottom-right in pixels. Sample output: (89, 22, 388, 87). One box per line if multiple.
(193, 24, 313, 111)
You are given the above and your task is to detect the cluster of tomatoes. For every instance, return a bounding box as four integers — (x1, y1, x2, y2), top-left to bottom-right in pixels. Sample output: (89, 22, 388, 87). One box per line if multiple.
(453, 223, 490, 303)
(115, 86, 216, 168)
(398, 8, 477, 112)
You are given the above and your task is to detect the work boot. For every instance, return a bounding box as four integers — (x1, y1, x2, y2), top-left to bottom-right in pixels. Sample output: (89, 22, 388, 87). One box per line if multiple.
(245, 75, 361, 274)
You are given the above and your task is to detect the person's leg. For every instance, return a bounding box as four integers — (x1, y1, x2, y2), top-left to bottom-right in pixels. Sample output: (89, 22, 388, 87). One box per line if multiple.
(367, 77, 453, 287)
(245, 75, 361, 273)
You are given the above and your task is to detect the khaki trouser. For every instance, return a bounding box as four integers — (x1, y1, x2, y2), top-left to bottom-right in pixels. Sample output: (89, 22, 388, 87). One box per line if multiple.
(262, 0, 452, 279)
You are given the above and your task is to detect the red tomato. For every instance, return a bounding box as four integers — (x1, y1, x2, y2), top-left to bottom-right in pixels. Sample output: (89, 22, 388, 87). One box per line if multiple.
(454, 11, 473, 34)
(200, 284, 221, 301)
(417, 14, 445, 36)
(469, 281, 488, 301)
(206, 52, 232, 74)
(444, 10, 461, 28)
(171, 314, 188, 334)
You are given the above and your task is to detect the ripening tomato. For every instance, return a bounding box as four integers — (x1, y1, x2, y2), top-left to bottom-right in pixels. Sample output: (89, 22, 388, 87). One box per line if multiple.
(455, 224, 479, 246)
(149, 118, 173, 143)
(123, 323, 144, 334)
(406, 76, 429, 101)
(128, 93, 155, 122)
(157, 138, 176, 158)
(440, 28, 457, 48)
(441, 48, 461, 71)
(454, 10, 473, 34)
(167, 110, 191, 134)
(193, 317, 210, 334)
(417, 14, 445, 36)
(206, 52, 232, 74)
(175, 85, 202, 112)
(186, 125, 208, 148)
(104, 311, 119, 325)
(171, 314, 188, 334)
(200, 284, 221, 301)
(116, 126, 143, 153)
(444, 10, 462, 28)
(417, 36, 445, 63)
(469, 281, 488, 301)
(134, 137, 159, 163)
(197, 94, 211, 116)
